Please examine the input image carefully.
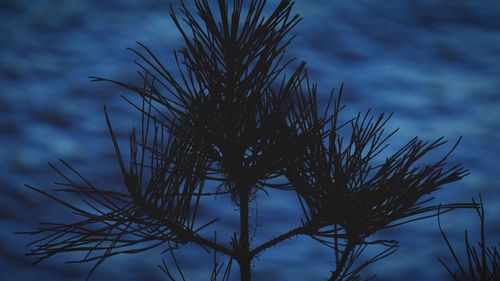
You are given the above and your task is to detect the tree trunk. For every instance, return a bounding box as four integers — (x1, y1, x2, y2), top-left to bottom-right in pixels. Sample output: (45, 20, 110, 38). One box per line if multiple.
(239, 186, 251, 281)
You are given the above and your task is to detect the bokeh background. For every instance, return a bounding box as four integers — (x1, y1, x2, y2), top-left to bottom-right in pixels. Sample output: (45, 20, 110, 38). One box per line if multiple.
(1, 0, 499, 280)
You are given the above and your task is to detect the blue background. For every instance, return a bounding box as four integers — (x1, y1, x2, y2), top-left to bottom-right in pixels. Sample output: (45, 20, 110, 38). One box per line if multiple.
(1, 0, 499, 280)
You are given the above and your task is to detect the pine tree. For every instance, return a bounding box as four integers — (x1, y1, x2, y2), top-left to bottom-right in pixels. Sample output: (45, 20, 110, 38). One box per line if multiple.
(21, 1, 474, 280)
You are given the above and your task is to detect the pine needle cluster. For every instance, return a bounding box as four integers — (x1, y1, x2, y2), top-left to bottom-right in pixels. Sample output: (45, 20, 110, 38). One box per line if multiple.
(21, 1, 477, 280)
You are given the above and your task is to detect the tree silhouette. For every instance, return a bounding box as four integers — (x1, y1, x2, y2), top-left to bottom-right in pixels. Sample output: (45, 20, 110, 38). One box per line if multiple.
(439, 196, 500, 281)
(21, 0, 476, 280)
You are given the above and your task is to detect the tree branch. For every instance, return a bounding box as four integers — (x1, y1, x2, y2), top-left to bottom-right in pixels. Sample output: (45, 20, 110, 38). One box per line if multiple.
(186, 232, 235, 259)
(250, 223, 314, 258)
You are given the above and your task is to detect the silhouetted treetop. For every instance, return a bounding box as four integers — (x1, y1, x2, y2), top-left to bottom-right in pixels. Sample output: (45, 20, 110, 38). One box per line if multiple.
(21, 1, 477, 280)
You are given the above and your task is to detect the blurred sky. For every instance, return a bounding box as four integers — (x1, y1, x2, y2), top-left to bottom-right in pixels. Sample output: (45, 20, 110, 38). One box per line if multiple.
(1, 0, 500, 280)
